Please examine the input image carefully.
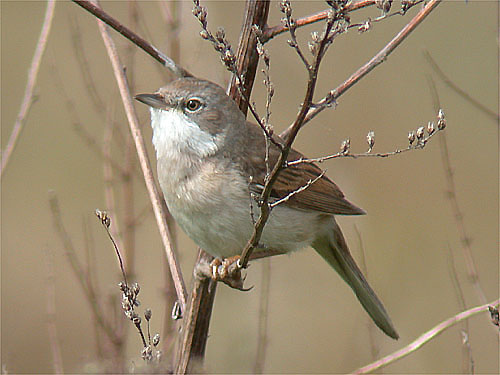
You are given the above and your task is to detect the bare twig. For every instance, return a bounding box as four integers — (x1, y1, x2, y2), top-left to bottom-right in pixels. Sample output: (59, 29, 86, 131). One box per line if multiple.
(351, 299, 500, 374)
(281, 0, 442, 138)
(253, 258, 271, 374)
(262, 0, 376, 42)
(1, 0, 56, 177)
(102, 105, 125, 256)
(424, 51, 499, 122)
(47, 56, 130, 177)
(439, 130, 487, 305)
(44, 249, 64, 374)
(425, 73, 487, 306)
(175, 251, 218, 374)
(446, 245, 474, 373)
(94, 2, 187, 311)
(192, 1, 281, 149)
(49, 192, 122, 347)
(286, 119, 444, 166)
(72, 0, 191, 78)
(239, 2, 353, 269)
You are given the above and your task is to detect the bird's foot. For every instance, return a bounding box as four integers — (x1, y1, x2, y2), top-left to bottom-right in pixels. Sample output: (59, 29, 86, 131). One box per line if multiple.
(209, 256, 252, 291)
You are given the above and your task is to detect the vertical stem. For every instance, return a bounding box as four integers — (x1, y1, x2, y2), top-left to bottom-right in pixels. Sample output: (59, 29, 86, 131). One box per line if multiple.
(175, 1, 270, 372)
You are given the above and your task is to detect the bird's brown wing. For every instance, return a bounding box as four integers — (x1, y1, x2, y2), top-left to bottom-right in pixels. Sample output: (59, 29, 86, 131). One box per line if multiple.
(239, 122, 365, 216)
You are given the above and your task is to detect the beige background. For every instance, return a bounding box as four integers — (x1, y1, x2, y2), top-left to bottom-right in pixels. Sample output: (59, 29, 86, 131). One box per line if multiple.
(1, 1, 498, 373)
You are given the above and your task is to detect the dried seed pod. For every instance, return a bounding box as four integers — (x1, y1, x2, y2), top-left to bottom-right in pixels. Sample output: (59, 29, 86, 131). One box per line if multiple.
(408, 131, 416, 145)
(340, 138, 350, 154)
(199, 30, 209, 40)
(358, 19, 371, 33)
(437, 109, 446, 130)
(366, 131, 375, 150)
(416, 126, 425, 140)
(215, 27, 225, 42)
(144, 308, 152, 321)
(153, 333, 161, 347)
(427, 121, 435, 135)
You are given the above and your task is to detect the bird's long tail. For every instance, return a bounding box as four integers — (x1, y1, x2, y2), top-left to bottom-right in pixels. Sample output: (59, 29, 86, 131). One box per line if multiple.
(312, 220, 399, 339)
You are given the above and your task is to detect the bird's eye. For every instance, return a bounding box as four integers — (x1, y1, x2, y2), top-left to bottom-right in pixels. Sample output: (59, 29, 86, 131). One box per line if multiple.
(185, 98, 202, 112)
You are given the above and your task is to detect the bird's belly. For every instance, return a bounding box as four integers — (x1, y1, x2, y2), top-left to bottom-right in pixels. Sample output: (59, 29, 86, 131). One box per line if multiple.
(164, 170, 327, 258)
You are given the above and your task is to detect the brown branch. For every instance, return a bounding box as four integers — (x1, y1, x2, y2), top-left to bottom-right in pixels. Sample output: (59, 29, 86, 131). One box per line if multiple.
(239, 5, 341, 268)
(281, 0, 442, 138)
(175, 251, 218, 374)
(227, 0, 271, 114)
(1, 0, 56, 177)
(351, 299, 500, 374)
(72, 0, 190, 78)
(175, 2, 271, 372)
(262, 0, 376, 42)
(94, 2, 188, 311)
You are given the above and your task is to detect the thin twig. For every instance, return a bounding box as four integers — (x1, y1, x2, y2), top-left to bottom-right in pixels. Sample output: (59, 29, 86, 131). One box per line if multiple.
(439, 132, 487, 305)
(239, 2, 352, 268)
(351, 299, 500, 374)
(49, 192, 123, 347)
(102, 104, 125, 257)
(44, 249, 64, 374)
(424, 51, 499, 122)
(253, 258, 271, 374)
(94, 1, 187, 311)
(281, 0, 442, 138)
(286, 123, 443, 166)
(72, 0, 190, 78)
(425, 73, 488, 306)
(262, 0, 376, 42)
(1, 0, 56, 177)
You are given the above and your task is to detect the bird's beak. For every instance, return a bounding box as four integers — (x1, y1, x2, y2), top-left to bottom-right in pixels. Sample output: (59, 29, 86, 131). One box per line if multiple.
(134, 93, 166, 109)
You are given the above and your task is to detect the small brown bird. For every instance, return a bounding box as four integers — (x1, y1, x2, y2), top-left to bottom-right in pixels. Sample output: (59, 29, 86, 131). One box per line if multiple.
(136, 77, 398, 339)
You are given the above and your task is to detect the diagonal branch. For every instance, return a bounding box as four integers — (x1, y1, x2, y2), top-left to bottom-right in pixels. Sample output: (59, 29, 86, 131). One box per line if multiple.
(93, 1, 187, 312)
(72, 0, 190, 78)
(351, 299, 500, 374)
(1, 0, 56, 177)
(262, 0, 376, 42)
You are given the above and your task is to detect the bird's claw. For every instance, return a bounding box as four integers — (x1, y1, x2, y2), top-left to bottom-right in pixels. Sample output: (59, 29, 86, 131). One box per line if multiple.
(209, 256, 252, 291)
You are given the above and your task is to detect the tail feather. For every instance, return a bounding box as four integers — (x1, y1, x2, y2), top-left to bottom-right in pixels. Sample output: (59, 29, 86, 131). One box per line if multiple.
(312, 221, 399, 340)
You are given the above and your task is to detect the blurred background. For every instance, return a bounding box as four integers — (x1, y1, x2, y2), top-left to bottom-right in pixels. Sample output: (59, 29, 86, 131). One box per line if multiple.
(1, 1, 498, 373)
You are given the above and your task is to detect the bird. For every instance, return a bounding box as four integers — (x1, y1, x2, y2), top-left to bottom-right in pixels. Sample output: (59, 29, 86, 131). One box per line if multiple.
(135, 76, 399, 339)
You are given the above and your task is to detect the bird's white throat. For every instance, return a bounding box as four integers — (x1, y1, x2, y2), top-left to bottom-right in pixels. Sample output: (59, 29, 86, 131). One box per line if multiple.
(150, 108, 220, 161)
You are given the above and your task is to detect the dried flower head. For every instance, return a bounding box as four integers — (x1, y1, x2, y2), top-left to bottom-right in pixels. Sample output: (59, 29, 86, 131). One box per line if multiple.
(427, 121, 435, 135)
(153, 333, 161, 347)
(95, 209, 110, 228)
(437, 109, 446, 130)
(408, 131, 416, 145)
(358, 19, 371, 33)
(142, 346, 153, 361)
(144, 308, 152, 321)
(366, 131, 375, 151)
(199, 30, 209, 40)
(340, 138, 350, 154)
(375, 0, 393, 13)
(416, 126, 425, 141)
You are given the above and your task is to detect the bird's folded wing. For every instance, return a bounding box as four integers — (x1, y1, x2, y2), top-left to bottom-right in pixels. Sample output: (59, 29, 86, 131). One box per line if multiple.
(241, 122, 365, 216)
